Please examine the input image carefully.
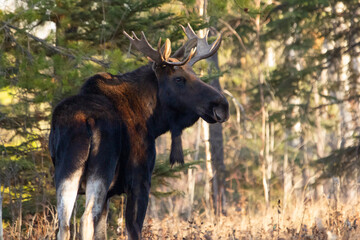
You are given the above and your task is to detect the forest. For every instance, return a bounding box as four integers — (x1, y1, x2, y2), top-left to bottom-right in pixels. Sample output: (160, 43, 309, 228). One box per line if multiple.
(1, 0, 360, 239)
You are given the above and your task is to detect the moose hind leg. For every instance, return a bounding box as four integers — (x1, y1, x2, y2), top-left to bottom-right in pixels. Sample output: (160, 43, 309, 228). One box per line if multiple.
(57, 169, 83, 240)
(80, 177, 107, 240)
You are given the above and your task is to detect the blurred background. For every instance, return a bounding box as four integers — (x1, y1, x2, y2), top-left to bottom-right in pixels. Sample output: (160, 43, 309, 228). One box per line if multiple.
(1, 0, 360, 239)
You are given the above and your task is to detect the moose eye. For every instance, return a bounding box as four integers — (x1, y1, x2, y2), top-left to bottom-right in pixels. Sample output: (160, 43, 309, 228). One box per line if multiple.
(174, 77, 186, 86)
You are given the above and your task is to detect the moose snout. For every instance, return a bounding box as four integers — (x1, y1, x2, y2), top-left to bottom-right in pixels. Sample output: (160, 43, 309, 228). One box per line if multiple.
(213, 105, 228, 122)
(211, 95, 229, 123)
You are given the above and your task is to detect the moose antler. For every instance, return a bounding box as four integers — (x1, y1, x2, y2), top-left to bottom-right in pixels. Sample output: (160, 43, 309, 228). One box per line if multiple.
(180, 24, 222, 66)
(123, 31, 163, 64)
(123, 30, 196, 66)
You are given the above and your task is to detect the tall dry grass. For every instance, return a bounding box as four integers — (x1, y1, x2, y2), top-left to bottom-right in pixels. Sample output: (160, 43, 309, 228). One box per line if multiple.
(2, 195, 360, 239)
(141, 197, 360, 239)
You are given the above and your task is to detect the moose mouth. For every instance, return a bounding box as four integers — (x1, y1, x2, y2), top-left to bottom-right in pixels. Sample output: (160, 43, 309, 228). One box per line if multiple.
(198, 106, 229, 124)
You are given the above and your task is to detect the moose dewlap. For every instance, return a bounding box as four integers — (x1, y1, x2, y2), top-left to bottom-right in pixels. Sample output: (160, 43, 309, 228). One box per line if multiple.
(49, 24, 229, 240)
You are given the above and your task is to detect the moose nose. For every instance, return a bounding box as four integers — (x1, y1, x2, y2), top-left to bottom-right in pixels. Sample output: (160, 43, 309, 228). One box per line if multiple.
(213, 105, 228, 122)
(212, 95, 229, 123)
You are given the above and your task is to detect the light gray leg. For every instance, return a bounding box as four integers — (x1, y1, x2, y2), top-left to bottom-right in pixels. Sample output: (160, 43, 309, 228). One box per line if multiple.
(80, 177, 107, 240)
(57, 170, 82, 240)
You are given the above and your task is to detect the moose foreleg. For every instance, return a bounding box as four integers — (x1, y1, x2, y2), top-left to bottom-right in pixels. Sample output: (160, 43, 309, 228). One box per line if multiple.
(125, 144, 155, 240)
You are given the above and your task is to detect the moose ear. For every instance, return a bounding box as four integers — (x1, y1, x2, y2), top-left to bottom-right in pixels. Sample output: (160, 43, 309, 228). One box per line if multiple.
(162, 39, 172, 61)
(170, 131, 184, 166)
(159, 38, 172, 61)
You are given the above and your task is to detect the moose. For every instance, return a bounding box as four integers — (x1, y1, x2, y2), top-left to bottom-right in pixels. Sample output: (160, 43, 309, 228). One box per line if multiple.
(49, 24, 229, 240)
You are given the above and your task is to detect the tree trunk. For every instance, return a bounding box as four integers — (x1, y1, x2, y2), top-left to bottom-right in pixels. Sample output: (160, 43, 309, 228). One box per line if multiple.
(209, 122, 226, 216)
(336, 38, 352, 203)
(18, 180, 23, 239)
(313, 79, 325, 200)
(187, 121, 201, 219)
(203, 120, 213, 220)
(207, 31, 227, 216)
(300, 132, 309, 192)
(255, 0, 269, 209)
(283, 130, 293, 212)
(346, 13, 360, 203)
(265, 117, 274, 204)
(196, 0, 212, 219)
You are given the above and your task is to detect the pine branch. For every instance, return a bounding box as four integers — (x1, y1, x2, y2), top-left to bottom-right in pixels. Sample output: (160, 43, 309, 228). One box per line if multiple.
(3, 25, 34, 62)
(312, 94, 360, 111)
(344, 40, 360, 54)
(1, 21, 110, 68)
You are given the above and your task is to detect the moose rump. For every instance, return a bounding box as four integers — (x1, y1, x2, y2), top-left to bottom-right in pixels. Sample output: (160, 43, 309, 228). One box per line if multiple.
(50, 24, 229, 240)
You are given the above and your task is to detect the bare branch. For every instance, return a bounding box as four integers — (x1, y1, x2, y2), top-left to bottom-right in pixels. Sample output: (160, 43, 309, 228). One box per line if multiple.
(223, 89, 247, 132)
(312, 95, 360, 111)
(219, 18, 247, 52)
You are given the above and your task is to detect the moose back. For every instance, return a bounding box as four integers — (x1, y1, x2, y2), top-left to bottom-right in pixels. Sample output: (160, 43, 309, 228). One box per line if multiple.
(49, 24, 229, 240)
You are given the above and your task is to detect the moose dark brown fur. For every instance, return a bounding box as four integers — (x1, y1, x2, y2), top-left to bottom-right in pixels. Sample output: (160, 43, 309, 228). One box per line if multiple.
(49, 24, 229, 240)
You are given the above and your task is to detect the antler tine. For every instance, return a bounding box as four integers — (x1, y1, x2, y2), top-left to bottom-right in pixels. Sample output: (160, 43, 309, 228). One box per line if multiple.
(167, 47, 197, 66)
(188, 29, 222, 66)
(123, 30, 163, 64)
(181, 23, 198, 40)
(178, 24, 222, 66)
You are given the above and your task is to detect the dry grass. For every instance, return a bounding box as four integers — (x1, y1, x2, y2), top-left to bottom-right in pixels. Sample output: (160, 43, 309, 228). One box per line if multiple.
(3, 197, 360, 239)
(4, 203, 58, 239)
(140, 197, 360, 240)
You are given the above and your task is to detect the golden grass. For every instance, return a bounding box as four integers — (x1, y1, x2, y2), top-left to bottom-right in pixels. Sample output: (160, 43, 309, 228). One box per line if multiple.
(140, 198, 360, 240)
(3, 196, 360, 239)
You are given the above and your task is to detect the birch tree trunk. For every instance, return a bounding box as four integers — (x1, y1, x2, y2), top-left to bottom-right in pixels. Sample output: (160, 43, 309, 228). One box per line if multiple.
(187, 121, 201, 219)
(203, 120, 213, 220)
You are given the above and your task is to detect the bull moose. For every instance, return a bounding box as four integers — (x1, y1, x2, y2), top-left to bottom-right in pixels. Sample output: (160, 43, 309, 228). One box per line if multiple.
(49, 24, 229, 240)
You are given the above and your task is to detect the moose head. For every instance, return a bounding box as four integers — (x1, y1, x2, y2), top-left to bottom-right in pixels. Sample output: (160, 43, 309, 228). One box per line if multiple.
(124, 24, 229, 165)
